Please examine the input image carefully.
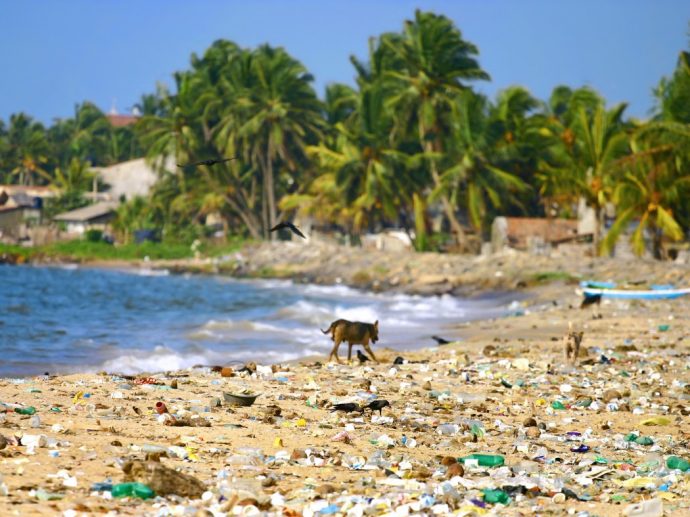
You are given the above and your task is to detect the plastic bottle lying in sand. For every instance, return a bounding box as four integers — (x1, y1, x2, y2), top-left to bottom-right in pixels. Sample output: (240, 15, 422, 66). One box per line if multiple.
(483, 489, 511, 505)
(111, 482, 155, 499)
(14, 406, 36, 415)
(436, 424, 459, 436)
(459, 454, 505, 467)
(667, 456, 690, 472)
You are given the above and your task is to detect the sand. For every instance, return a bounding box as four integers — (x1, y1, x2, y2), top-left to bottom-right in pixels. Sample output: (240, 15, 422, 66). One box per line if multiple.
(1, 275, 689, 516)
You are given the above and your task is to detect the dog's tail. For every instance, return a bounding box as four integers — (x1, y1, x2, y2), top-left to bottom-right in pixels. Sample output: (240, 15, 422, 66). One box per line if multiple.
(321, 321, 336, 335)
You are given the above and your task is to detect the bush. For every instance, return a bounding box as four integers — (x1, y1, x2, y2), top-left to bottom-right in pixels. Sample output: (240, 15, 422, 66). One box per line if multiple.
(84, 229, 103, 242)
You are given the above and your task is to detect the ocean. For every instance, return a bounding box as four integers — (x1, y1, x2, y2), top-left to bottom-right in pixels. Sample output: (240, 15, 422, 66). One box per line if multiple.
(0, 264, 522, 377)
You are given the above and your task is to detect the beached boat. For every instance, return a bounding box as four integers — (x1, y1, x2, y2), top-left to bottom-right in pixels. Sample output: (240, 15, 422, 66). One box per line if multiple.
(580, 281, 690, 300)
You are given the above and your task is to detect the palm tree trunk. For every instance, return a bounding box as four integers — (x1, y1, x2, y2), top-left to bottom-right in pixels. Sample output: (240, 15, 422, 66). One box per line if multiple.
(265, 133, 277, 240)
(425, 142, 467, 251)
(418, 119, 467, 251)
(224, 195, 261, 240)
(593, 205, 604, 256)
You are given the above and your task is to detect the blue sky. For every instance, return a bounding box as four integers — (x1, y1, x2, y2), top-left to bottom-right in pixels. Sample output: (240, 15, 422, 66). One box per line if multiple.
(1, 0, 689, 124)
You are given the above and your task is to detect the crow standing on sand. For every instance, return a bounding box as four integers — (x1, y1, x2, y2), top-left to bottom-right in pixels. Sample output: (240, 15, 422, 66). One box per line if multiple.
(431, 335, 451, 345)
(329, 403, 363, 414)
(356, 350, 370, 364)
(580, 293, 602, 309)
(270, 221, 306, 239)
(366, 399, 391, 416)
(177, 157, 237, 168)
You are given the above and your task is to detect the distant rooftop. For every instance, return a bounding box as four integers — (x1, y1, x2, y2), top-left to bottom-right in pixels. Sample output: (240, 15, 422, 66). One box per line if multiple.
(53, 201, 118, 222)
(106, 113, 140, 127)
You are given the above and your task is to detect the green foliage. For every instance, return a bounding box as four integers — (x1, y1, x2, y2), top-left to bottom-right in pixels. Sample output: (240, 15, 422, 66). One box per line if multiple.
(84, 229, 104, 243)
(43, 191, 90, 219)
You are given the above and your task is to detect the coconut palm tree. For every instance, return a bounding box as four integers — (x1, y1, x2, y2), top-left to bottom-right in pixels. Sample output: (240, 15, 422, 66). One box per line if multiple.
(214, 45, 325, 237)
(602, 125, 690, 258)
(383, 9, 490, 250)
(4, 113, 51, 185)
(306, 82, 412, 232)
(433, 90, 528, 240)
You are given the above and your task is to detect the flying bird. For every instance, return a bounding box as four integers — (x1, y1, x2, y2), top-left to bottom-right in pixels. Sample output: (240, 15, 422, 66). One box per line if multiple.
(177, 157, 237, 168)
(366, 399, 391, 416)
(356, 350, 370, 363)
(580, 293, 602, 309)
(329, 403, 363, 414)
(431, 335, 451, 345)
(269, 221, 306, 239)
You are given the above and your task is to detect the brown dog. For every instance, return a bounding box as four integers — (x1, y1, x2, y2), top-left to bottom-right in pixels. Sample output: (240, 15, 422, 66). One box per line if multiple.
(563, 322, 584, 365)
(321, 319, 379, 364)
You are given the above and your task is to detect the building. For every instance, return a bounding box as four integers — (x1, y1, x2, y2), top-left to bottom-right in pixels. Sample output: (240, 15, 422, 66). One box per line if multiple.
(53, 202, 118, 235)
(491, 216, 583, 253)
(0, 185, 55, 242)
(94, 157, 169, 202)
(105, 106, 140, 128)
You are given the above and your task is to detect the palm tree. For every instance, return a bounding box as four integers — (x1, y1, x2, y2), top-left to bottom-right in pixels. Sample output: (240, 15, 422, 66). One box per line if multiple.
(572, 102, 631, 250)
(215, 45, 325, 236)
(653, 50, 690, 123)
(306, 82, 412, 232)
(433, 90, 528, 240)
(4, 113, 51, 185)
(602, 126, 690, 258)
(52, 157, 95, 193)
(534, 86, 630, 252)
(384, 9, 490, 250)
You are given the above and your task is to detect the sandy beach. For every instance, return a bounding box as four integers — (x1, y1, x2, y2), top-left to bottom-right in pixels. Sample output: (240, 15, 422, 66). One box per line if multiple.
(1, 245, 689, 516)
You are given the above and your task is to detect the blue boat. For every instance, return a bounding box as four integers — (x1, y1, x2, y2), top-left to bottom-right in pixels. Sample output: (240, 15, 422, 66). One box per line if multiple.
(581, 283, 690, 300)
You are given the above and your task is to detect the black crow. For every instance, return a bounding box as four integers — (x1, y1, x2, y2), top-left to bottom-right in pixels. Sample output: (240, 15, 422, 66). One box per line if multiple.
(269, 221, 306, 239)
(580, 293, 602, 309)
(356, 350, 370, 363)
(366, 399, 391, 416)
(431, 335, 451, 345)
(329, 403, 363, 414)
(177, 157, 237, 168)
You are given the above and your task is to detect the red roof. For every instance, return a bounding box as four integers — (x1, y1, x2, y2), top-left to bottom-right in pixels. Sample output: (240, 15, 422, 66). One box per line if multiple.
(107, 114, 140, 127)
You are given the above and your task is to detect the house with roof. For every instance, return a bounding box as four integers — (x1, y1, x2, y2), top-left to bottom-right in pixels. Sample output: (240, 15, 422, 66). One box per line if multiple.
(53, 201, 118, 235)
(0, 185, 56, 242)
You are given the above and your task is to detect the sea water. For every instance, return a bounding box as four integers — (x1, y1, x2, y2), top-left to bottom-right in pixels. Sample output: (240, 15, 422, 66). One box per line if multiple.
(0, 264, 522, 376)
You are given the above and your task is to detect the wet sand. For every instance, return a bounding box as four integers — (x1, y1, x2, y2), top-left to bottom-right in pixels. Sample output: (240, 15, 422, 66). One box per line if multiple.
(1, 280, 689, 516)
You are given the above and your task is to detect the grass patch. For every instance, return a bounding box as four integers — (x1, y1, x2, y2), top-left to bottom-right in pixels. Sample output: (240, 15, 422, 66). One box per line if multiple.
(352, 269, 372, 285)
(529, 271, 579, 284)
(0, 235, 251, 263)
(251, 265, 294, 279)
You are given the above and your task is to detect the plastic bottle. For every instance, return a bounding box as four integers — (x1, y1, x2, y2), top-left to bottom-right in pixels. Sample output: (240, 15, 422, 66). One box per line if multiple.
(459, 454, 505, 467)
(14, 406, 36, 415)
(111, 482, 155, 499)
(666, 456, 690, 472)
(483, 489, 511, 504)
(436, 424, 459, 436)
(551, 401, 566, 410)
(30, 415, 41, 428)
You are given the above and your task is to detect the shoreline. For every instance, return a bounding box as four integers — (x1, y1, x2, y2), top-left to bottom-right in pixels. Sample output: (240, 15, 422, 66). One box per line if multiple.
(9, 240, 690, 299)
(2, 263, 535, 379)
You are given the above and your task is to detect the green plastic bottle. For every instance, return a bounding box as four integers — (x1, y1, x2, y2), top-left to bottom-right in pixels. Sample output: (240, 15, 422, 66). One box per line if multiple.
(459, 453, 505, 467)
(14, 406, 36, 415)
(551, 401, 566, 410)
(111, 482, 155, 499)
(667, 456, 690, 472)
(482, 488, 511, 504)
